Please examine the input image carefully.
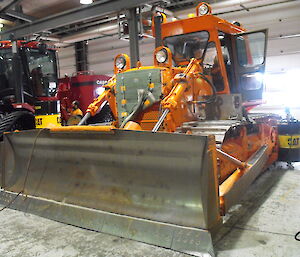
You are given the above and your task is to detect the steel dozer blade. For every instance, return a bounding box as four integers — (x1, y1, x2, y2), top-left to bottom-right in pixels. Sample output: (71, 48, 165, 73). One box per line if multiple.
(0, 129, 221, 257)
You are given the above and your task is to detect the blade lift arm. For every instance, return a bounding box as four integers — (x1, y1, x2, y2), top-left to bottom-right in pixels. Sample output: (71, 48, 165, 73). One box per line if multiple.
(78, 76, 117, 125)
(152, 58, 209, 132)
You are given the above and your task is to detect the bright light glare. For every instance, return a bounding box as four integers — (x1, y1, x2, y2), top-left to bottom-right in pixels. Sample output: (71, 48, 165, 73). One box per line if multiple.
(263, 69, 300, 108)
(80, 0, 93, 4)
(95, 87, 105, 96)
(254, 72, 263, 83)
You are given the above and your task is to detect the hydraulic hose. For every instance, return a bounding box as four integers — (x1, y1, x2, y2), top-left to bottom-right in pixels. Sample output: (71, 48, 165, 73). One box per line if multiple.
(195, 72, 217, 104)
(152, 72, 216, 132)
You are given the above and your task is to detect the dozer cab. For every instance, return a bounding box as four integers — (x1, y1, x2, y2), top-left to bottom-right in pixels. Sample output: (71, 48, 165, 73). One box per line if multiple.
(0, 2, 287, 256)
(0, 40, 60, 137)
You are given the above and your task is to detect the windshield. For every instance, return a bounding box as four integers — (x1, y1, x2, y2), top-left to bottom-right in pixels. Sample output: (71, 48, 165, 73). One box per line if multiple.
(0, 47, 58, 98)
(26, 48, 56, 75)
(163, 31, 209, 64)
(26, 48, 58, 97)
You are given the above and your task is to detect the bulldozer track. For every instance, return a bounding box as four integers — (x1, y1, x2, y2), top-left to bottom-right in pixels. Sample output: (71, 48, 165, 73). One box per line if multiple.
(177, 120, 242, 145)
(0, 111, 35, 140)
(177, 114, 279, 146)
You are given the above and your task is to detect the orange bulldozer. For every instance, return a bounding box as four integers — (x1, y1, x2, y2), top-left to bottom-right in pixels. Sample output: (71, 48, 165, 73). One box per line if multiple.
(2, 2, 291, 257)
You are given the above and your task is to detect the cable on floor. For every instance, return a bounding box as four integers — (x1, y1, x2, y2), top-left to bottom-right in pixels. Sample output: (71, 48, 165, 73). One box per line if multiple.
(295, 231, 300, 241)
(0, 128, 47, 212)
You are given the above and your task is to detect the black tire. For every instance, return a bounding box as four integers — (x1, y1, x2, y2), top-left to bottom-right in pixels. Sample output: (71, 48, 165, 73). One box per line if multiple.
(0, 111, 36, 141)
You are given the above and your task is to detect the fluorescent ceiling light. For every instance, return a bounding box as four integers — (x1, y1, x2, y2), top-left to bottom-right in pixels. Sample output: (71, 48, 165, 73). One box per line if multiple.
(80, 0, 93, 4)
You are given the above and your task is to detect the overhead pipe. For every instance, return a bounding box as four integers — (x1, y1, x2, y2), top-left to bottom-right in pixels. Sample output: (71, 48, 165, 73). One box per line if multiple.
(29, 35, 61, 42)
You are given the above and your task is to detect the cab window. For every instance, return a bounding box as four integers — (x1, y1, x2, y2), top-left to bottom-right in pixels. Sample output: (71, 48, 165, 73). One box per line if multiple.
(26, 48, 57, 97)
(236, 32, 266, 67)
(203, 42, 225, 92)
(219, 31, 234, 92)
(163, 31, 209, 65)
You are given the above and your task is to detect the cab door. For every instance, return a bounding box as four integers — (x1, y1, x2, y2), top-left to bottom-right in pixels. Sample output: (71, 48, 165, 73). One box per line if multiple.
(231, 29, 268, 102)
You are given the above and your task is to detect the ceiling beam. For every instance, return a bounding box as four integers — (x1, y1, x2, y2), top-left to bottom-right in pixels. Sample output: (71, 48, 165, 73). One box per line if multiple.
(5, 9, 35, 22)
(0, 13, 17, 22)
(0, 0, 161, 39)
(0, 0, 23, 13)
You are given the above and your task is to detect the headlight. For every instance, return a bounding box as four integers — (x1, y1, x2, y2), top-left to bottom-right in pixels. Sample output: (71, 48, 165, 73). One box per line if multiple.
(198, 3, 209, 15)
(115, 56, 126, 69)
(155, 49, 168, 63)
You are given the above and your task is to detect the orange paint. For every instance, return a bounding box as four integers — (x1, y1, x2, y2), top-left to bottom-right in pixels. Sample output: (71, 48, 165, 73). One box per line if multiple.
(82, 3, 279, 216)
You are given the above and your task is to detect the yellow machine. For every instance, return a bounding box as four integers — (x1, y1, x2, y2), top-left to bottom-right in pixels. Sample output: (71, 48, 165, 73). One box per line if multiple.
(0, 2, 293, 256)
(35, 114, 61, 128)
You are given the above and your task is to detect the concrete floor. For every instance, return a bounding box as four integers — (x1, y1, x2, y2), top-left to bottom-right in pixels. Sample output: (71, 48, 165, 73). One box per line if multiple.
(0, 164, 300, 257)
(215, 163, 300, 256)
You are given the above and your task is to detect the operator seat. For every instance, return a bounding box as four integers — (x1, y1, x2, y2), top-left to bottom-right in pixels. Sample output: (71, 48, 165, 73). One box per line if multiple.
(211, 56, 224, 91)
(31, 67, 44, 96)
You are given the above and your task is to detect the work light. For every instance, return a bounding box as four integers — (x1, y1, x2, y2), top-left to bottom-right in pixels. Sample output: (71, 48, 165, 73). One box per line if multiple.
(198, 3, 210, 15)
(155, 48, 168, 63)
(115, 56, 126, 69)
